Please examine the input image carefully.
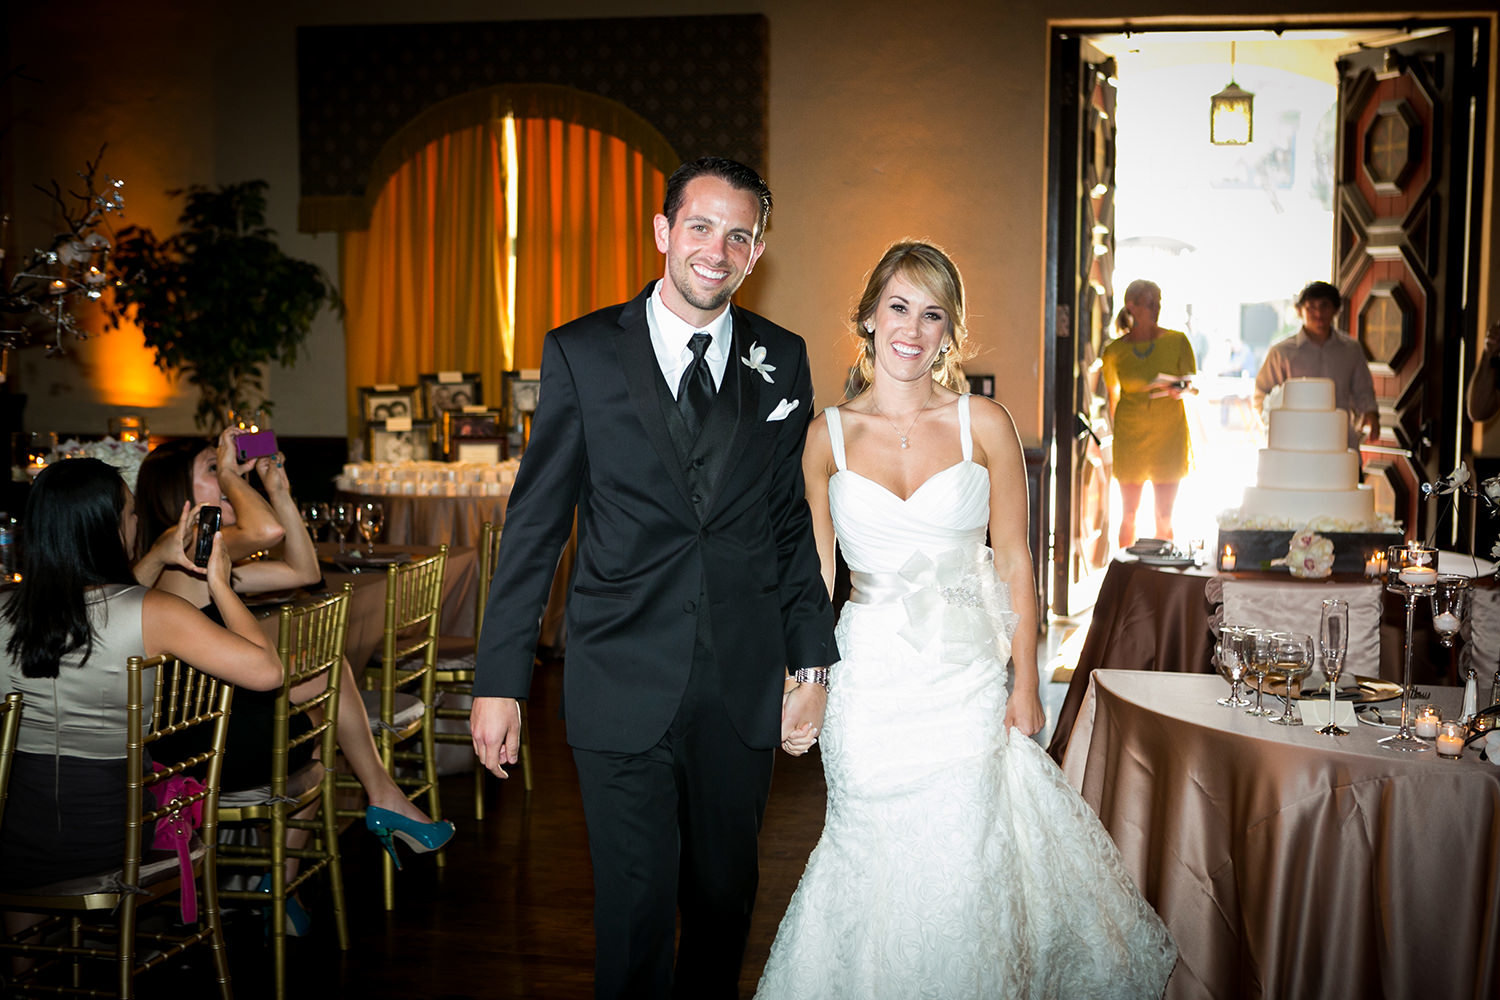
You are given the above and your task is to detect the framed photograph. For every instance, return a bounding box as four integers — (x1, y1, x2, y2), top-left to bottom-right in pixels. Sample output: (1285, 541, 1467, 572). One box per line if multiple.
(365, 419, 435, 463)
(419, 371, 483, 417)
(442, 409, 508, 462)
(968, 373, 996, 398)
(510, 377, 541, 414)
(358, 384, 421, 423)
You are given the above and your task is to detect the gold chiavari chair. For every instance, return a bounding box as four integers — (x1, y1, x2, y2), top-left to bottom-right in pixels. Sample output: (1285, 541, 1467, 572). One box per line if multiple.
(216, 584, 352, 1000)
(0, 656, 233, 998)
(0, 692, 21, 829)
(433, 522, 533, 819)
(340, 545, 447, 910)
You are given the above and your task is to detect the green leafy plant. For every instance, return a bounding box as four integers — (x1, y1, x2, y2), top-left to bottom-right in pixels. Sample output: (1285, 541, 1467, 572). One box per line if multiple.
(105, 180, 340, 429)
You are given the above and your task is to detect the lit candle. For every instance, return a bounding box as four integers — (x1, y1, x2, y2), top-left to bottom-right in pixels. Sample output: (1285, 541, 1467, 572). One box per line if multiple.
(1221, 545, 1236, 571)
(1415, 705, 1442, 739)
(1435, 721, 1465, 758)
(48, 278, 67, 296)
(1399, 566, 1437, 587)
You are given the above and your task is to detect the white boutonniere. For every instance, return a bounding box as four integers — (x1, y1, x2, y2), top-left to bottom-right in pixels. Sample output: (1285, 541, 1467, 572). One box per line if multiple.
(741, 342, 776, 383)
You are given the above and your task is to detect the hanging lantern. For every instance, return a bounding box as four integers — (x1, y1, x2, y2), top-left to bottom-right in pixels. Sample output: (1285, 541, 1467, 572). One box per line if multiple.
(1210, 42, 1254, 145)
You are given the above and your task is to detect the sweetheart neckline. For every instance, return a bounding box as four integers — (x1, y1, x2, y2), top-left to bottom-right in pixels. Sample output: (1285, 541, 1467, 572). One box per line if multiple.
(832, 460, 983, 504)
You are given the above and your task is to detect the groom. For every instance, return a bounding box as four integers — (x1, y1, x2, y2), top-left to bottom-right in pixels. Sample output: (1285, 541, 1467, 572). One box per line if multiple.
(471, 156, 836, 998)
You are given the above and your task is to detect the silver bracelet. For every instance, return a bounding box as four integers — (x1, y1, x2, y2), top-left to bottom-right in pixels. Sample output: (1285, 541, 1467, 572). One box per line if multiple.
(792, 667, 829, 688)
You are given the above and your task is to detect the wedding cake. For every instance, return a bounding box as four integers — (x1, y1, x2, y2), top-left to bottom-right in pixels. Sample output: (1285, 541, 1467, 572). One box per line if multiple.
(1216, 376, 1399, 572)
(1238, 377, 1375, 525)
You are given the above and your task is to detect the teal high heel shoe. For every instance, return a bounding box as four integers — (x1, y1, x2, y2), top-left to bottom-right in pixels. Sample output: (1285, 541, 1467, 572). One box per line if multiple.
(365, 806, 455, 870)
(254, 873, 312, 938)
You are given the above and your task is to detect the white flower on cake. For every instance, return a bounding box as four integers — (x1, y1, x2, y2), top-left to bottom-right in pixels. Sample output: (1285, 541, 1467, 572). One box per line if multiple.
(1216, 508, 1401, 534)
(55, 436, 150, 491)
(1273, 527, 1335, 579)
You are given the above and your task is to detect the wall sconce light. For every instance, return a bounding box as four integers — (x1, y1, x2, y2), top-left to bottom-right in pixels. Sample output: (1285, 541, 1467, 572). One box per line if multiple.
(1210, 41, 1254, 145)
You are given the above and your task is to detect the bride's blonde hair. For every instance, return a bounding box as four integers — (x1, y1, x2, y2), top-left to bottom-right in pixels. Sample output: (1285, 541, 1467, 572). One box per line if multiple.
(850, 241, 970, 395)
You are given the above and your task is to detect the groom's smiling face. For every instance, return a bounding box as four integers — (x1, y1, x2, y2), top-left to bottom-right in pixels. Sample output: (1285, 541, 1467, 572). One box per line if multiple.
(653, 175, 766, 329)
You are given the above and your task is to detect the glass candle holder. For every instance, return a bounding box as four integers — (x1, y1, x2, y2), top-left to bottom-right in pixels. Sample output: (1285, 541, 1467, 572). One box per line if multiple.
(1435, 720, 1466, 759)
(1414, 704, 1442, 739)
(1388, 542, 1437, 589)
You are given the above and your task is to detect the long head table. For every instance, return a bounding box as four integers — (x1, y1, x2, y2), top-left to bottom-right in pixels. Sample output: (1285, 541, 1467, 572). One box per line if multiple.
(1064, 669, 1500, 1000)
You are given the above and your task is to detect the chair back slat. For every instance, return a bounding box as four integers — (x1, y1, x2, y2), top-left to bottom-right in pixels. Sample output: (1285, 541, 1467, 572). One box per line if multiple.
(270, 584, 352, 802)
(380, 546, 448, 679)
(474, 521, 503, 639)
(0, 692, 21, 829)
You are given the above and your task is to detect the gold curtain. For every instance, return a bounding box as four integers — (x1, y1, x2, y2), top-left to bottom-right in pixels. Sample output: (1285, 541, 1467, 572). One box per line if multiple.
(340, 122, 510, 432)
(512, 117, 666, 370)
(339, 112, 668, 432)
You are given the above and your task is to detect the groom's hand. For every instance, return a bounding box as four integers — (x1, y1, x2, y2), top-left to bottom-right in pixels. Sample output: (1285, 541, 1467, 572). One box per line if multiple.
(472, 696, 523, 778)
(780, 677, 827, 756)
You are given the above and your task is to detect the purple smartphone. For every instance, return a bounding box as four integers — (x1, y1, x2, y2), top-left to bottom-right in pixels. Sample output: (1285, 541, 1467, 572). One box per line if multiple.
(234, 429, 278, 462)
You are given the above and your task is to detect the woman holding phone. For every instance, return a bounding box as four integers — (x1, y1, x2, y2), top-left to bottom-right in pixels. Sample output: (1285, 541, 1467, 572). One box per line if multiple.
(1, 458, 283, 892)
(134, 429, 451, 929)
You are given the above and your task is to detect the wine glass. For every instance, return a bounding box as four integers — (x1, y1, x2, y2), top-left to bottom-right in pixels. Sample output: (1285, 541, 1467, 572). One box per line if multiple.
(1317, 598, 1350, 736)
(329, 502, 356, 555)
(356, 501, 384, 555)
(1215, 625, 1252, 707)
(1244, 628, 1277, 717)
(300, 501, 329, 542)
(1267, 631, 1313, 726)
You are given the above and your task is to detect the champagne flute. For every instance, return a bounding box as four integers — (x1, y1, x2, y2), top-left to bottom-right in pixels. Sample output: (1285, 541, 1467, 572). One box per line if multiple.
(1267, 631, 1313, 726)
(1318, 598, 1350, 736)
(330, 502, 356, 555)
(1215, 625, 1252, 707)
(300, 501, 329, 542)
(356, 501, 384, 556)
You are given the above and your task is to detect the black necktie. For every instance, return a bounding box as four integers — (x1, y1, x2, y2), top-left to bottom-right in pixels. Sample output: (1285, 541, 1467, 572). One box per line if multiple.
(677, 332, 716, 439)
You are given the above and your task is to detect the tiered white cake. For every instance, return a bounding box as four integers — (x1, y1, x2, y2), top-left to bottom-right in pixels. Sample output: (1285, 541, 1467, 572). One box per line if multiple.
(1239, 377, 1375, 525)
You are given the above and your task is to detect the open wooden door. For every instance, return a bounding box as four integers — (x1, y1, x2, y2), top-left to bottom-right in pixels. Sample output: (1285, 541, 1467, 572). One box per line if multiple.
(1336, 24, 1490, 544)
(1046, 32, 1118, 617)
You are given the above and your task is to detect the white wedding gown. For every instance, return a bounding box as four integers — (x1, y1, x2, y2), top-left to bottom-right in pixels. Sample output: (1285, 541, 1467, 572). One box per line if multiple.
(755, 397, 1176, 1000)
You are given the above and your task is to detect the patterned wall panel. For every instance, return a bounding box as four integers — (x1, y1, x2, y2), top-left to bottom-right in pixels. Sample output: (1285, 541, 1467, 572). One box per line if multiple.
(297, 16, 768, 229)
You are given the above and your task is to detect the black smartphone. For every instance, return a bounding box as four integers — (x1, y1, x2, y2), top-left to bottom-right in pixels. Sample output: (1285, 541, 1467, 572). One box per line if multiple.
(193, 505, 222, 568)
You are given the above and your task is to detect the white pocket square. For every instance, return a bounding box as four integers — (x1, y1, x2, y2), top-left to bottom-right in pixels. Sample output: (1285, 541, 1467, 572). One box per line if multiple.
(766, 398, 800, 422)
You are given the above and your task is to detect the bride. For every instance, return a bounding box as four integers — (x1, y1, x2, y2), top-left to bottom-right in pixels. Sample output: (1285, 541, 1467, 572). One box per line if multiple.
(756, 242, 1176, 999)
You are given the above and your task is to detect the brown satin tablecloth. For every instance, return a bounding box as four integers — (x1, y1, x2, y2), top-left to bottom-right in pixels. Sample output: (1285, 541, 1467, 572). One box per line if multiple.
(1064, 670, 1500, 1000)
(1047, 558, 1218, 761)
(337, 491, 571, 649)
(253, 542, 477, 673)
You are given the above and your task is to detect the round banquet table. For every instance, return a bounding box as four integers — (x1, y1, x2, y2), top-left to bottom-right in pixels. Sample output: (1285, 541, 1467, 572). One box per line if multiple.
(335, 491, 572, 650)
(1063, 670, 1500, 1000)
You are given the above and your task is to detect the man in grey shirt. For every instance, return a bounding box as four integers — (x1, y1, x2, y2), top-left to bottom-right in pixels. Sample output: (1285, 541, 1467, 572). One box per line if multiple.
(1253, 280, 1379, 448)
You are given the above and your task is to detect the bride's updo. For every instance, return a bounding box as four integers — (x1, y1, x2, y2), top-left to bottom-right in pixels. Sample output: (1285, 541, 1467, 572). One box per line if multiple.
(851, 240, 971, 393)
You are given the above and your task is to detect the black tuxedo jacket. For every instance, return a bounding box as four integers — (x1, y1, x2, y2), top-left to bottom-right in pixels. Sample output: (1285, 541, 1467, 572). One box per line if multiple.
(475, 282, 837, 753)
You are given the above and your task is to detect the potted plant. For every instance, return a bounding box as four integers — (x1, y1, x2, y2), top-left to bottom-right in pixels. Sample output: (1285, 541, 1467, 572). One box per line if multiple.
(105, 180, 340, 429)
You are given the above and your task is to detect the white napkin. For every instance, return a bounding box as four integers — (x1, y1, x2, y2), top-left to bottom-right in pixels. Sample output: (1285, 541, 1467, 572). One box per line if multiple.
(1299, 698, 1358, 728)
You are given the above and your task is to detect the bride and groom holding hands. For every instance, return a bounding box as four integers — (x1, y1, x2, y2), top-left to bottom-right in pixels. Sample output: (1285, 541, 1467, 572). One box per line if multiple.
(470, 156, 1177, 999)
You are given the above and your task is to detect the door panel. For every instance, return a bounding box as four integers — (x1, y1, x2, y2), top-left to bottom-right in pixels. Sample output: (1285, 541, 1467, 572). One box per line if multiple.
(1046, 33, 1117, 617)
(1336, 27, 1488, 544)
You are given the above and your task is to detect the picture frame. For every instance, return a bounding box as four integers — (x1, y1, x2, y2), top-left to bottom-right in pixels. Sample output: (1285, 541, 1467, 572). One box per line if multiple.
(510, 377, 541, 414)
(442, 409, 508, 462)
(358, 384, 422, 424)
(365, 418, 435, 463)
(419, 371, 483, 417)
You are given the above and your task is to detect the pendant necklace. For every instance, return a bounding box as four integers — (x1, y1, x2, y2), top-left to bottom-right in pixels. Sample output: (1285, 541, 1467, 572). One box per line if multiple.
(873, 390, 934, 449)
(1130, 334, 1157, 360)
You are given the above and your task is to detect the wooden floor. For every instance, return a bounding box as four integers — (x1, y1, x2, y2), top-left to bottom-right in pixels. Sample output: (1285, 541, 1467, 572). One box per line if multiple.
(214, 654, 829, 999)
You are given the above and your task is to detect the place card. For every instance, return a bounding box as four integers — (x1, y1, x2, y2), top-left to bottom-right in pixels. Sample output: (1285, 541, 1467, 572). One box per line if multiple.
(1300, 698, 1358, 729)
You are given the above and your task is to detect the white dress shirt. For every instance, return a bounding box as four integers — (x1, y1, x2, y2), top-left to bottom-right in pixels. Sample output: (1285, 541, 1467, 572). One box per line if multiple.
(647, 280, 732, 399)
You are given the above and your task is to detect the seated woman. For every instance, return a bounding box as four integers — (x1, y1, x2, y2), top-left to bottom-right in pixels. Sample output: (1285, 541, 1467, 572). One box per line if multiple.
(133, 431, 452, 902)
(0, 457, 284, 892)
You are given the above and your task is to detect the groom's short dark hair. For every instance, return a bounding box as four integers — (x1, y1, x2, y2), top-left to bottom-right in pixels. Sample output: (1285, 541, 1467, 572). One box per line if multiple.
(662, 156, 772, 240)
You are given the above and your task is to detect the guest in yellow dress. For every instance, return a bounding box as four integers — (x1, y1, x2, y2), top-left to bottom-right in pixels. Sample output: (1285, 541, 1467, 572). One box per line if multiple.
(1101, 279, 1196, 548)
